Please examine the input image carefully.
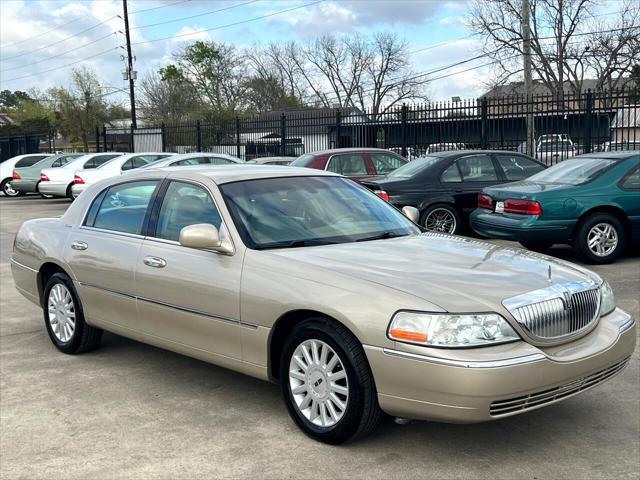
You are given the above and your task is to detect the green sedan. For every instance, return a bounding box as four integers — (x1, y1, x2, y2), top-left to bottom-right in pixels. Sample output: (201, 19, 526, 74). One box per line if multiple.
(11, 153, 83, 198)
(470, 151, 640, 264)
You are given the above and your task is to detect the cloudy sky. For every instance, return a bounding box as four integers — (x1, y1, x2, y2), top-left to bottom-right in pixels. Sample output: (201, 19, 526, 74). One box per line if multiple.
(0, 0, 623, 107)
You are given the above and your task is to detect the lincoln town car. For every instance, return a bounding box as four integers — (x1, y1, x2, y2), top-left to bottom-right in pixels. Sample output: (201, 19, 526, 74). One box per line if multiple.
(10, 166, 636, 444)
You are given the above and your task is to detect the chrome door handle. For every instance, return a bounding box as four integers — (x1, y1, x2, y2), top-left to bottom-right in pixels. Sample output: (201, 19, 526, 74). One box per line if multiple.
(143, 256, 167, 268)
(71, 241, 88, 251)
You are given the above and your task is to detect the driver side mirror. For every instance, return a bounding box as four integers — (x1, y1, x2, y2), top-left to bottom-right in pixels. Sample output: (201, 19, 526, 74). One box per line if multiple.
(402, 206, 420, 224)
(179, 223, 233, 254)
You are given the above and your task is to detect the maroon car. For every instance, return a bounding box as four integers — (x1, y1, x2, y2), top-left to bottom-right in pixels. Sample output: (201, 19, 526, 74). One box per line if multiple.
(290, 148, 408, 180)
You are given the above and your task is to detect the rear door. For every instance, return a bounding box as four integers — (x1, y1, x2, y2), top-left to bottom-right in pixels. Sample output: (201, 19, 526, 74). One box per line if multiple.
(135, 179, 243, 365)
(619, 163, 640, 241)
(449, 154, 501, 214)
(65, 180, 160, 333)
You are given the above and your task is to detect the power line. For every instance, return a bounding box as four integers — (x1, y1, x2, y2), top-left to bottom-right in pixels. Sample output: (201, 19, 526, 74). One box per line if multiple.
(1, 15, 119, 60)
(129, 0, 193, 14)
(2, 46, 120, 83)
(1, 16, 89, 48)
(132, 0, 259, 30)
(1, 32, 117, 73)
(131, 0, 325, 46)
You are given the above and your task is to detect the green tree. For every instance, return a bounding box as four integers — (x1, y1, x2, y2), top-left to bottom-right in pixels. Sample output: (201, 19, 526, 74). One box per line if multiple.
(0, 90, 31, 110)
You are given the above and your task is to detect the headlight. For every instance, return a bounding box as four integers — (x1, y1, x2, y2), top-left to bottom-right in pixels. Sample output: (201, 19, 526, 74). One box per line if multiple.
(600, 281, 616, 316)
(388, 311, 520, 348)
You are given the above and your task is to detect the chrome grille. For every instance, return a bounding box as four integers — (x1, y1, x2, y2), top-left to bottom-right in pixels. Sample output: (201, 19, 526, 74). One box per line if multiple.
(503, 281, 601, 343)
(490, 358, 629, 416)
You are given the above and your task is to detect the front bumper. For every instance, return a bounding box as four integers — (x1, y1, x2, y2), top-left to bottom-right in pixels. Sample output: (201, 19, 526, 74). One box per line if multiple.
(470, 209, 575, 244)
(71, 183, 88, 198)
(10, 179, 39, 194)
(364, 308, 636, 423)
(38, 181, 70, 198)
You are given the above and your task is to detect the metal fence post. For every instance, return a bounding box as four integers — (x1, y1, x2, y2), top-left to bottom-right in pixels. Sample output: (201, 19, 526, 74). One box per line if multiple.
(129, 124, 134, 152)
(480, 97, 488, 149)
(401, 104, 408, 158)
(584, 89, 593, 154)
(102, 125, 107, 152)
(196, 120, 202, 152)
(235, 116, 241, 159)
(280, 113, 287, 156)
(95, 125, 100, 152)
(335, 109, 342, 148)
(161, 122, 166, 152)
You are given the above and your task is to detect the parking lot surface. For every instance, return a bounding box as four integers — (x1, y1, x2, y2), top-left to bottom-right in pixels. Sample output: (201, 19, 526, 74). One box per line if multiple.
(1, 195, 638, 479)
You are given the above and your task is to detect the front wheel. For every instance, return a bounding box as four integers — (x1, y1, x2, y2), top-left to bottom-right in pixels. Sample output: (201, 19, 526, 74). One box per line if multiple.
(280, 318, 382, 444)
(43, 273, 103, 354)
(573, 213, 626, 264)
(421, 204, 461, 234)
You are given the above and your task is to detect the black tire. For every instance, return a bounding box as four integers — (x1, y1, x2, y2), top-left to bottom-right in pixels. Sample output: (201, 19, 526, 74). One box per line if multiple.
(420, 203, 462, 234)
(573, 213, 626, 264)
(1, 178, 25, 197)
(36, 181, 54, 199)
(43, 272, 103, 354)
(66, 183, 74, 200)
(279, 317, 383, 444)
(519, 241, 554, 253)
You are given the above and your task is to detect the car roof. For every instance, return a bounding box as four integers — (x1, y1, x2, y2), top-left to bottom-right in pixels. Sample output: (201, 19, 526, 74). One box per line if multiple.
(423, 149, 530, 158)
(304, 147, 403, 156)
(162, 164, 338, 185)
(574, 151, 639, 160)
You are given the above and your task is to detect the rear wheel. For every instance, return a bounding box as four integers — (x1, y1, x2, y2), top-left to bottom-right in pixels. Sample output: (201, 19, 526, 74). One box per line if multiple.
(1, 178, 25, 197)
(66, 183, 74, 201)
(421, 204, 461, 234)
(43, 273, 103, 354)
(36, 181, 54, 199)
(280, 317, 382, 444)
(573, 213, 626, 264)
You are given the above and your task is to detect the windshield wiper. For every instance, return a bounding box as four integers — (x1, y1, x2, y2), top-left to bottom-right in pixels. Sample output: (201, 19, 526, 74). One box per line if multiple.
(256, 239, 337, 250)
(356, 231, 406, 242)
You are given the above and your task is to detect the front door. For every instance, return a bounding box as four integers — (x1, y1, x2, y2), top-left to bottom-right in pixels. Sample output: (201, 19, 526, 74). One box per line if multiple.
(64, 180, 160, 334)
(135, 179, 243, 365)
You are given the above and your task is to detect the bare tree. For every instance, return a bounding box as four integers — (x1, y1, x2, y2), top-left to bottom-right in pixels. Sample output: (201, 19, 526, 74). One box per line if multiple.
(470, 0, 639, 100)
(138, 70, 202, 123)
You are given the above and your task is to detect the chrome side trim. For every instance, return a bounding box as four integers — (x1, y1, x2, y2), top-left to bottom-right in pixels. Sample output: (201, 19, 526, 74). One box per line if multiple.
(77, 281, 136, 300)
(79, 226, 146, 240)
(76, 281, 257, 329)
(380, 347, 545, 369)
(10, 258, 38, 273)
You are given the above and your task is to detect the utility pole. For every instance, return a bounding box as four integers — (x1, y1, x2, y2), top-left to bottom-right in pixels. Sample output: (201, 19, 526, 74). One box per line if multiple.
(522, 0, 534, 157)
(122, 0, 137, 129)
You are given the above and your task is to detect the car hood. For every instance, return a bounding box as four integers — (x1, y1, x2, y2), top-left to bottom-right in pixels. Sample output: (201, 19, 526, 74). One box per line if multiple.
(484, 180, 577, 197)
(269, 233, 599, 313)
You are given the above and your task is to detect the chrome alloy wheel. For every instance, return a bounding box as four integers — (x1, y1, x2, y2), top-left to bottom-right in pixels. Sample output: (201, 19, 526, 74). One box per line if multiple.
(288, 339, 349, 428)
(425, 208, 456, 233)
(47, 284, 76, 342)
(587, 222, 618, 257)
(3, 182, 18, 196)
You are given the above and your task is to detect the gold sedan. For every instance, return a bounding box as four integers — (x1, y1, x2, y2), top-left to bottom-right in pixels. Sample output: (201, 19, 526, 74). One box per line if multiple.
(10, 166, 636, 444)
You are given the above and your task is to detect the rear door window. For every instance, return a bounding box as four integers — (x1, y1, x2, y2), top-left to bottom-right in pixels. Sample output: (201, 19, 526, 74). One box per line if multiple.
(370, 153, 406, 175)
(440, 163, 462, 182)
(495, 154, 546, 181)
(327, 154, 368, 176)
(90, 181, 159, 235)
(456, 155, 498, 181)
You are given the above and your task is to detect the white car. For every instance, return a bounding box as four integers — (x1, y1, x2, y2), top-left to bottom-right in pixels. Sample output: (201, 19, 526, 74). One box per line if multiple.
(0, 153, 53, 197)
(71, 152, 173, 198)
(536, 139, 576, 165)
(39, 152, 124, 199)
(139, 152, 245, 169)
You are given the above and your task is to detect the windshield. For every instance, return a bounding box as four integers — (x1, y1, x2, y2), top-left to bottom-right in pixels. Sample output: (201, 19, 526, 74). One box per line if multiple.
(527, 157, 616, 185)
(290, 154, 315, 167)
(538, 141, 573, 152)
(220, 176, 419, 249)
(387, 156, 442, 178)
